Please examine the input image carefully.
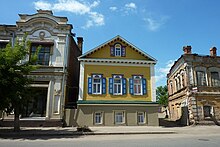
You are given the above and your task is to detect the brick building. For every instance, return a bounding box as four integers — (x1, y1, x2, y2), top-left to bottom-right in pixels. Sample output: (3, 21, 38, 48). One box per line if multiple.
(167, 46, 220, 125)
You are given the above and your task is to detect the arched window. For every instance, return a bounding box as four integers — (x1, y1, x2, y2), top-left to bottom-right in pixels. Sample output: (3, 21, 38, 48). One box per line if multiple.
(195, 67, 207, 86)
(211, 72, 220, 87)
(115, 44, 121, 56)
(110, 43, 126, 57)
(169, 81, 173, 94)
(133, 76, 142, 95)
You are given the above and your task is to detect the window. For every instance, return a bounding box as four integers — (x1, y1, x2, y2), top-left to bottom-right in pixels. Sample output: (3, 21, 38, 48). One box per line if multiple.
(88, 74, 106, 95)
(114, 78, 122, 95)
(115, 111, 125, 124)
(0, 42, 8, 49)
(115, 44, 121, 56)
(94, 112, 103, 124)
(109, 75, 126, 95)
(110, 43, 126, 57)
(181, 74, 185, 88)
(133, 76, 142, 95)
(175, 79, 178, 91)
(92, 75, 102, 94)
(170, 81, 173, 94)
(129, 76, 146, 95)
(137, 112, 145, 124)
(211, 72, 220, 87)
(196, 71, 207, 86)
(30, 44, 52, 65)
(178, 76, 181, 90)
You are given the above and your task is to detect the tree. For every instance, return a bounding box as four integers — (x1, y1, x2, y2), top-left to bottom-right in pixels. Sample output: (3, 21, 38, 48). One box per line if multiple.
(0, 35, 38, 131)
(156, 85, 168, 106)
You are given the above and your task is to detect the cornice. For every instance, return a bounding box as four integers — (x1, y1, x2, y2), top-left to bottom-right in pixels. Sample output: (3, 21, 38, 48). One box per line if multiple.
(78, 58, 156, 65)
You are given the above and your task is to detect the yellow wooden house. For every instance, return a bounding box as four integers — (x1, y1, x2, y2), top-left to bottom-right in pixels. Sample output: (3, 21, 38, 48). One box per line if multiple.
(76, 35, 159, 126)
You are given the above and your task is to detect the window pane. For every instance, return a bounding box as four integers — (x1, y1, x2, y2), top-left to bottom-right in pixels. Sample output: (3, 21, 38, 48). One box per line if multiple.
(138, 85, 141, 93)
(97, 84, 101, 93)
(138, 112, 144, 123)
(134, 86, 137, 94)
(94, 79, 100, 83)
(93, 84, 97, 93)
(114, 84, 117, 93)
(115, 112, 123, 123)
(95, 112, 102, 124)
(133, 78, 142, 95)
(113, 78, 122, 94)
(117, 85, 121, 93)
(211, 72, 220, 87)
(31, 44, 51, 65)
(114, 79, 121, 83)
(92, 77, 102, 94)
(45, 47, 50, 52)
(196, 71, 206, 86)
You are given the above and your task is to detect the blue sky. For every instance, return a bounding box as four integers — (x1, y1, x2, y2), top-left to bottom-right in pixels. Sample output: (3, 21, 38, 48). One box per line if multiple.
(1, 0, 220, 87)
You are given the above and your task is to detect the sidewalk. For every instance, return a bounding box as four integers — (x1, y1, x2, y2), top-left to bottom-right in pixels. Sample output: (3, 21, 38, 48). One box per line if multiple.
(0, 125, 220, 138)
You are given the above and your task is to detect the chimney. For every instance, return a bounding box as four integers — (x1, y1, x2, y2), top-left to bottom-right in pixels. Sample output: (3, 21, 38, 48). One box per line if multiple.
(183, 46, 192, 54)
(210, 47, 217, 57)
(77, 37, 83, 52)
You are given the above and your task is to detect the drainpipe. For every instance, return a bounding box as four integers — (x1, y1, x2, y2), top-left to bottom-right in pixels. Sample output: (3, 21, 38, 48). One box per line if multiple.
(60, 33, 69, 125)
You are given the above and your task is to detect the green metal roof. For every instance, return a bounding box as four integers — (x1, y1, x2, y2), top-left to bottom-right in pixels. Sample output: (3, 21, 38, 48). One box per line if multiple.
(77, 100, 158, 105)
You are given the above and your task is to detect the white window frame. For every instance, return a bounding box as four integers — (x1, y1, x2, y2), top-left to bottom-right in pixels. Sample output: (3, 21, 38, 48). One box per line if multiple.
(94, 111, 103, 125)
(114, 111, 125, 124)
(92, 74, 102, 95)
(113, 75, 123, 95)
(133, 76, 143, 95)
(137, 112, 145, 124)
(115, 44, 121, 56)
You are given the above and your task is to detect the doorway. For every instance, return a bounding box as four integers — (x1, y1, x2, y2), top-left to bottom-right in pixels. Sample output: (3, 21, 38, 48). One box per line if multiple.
(22, 88, 47, 117)
(203, 105, 211, 118)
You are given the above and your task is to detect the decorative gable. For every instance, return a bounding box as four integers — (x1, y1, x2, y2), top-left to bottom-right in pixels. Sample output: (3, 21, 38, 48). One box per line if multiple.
(79, 35, 157, 63)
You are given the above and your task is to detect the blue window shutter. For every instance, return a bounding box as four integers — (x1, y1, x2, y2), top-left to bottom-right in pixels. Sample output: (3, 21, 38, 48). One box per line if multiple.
(129, 78, 134, 95)
(122, 78, 127, 95)
(142, 78, 147, 95)
(121, 46, 126, 57)
(102, 78, 106, 94)
(110, 46, 115, 56)
(109, 78, 113, 94)
(88, 77, 92, 94)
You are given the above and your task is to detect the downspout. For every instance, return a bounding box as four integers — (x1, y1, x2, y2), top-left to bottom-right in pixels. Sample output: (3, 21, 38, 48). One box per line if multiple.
(61, 34, 69, 123)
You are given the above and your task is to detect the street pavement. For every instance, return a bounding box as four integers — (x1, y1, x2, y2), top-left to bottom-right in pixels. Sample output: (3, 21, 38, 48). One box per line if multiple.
(0, 125, 220, 139)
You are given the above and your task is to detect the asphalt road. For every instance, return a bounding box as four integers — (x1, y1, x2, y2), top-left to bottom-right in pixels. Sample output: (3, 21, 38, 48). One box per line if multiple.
(1, 133, 220, 147)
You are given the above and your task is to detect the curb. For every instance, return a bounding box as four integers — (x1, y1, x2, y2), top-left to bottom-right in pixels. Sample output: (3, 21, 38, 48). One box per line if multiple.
(82, 131, 176, 135)
(0, 131, 176, 138)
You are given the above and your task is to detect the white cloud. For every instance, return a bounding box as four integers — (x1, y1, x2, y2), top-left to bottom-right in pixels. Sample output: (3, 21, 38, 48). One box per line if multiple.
(52, 0, 90, 15)
(90, 0, 100, 8)
(109, 3, 137, 15)
(33, 0, 104, 28)
(144, 15, 169, 31)
(125, 2, 137, 10)
(109, 6, 117, 11)
(155, 60, 175, 86)
(122, 2, 137, 15)
(34, 1, 52, 10)
(83, 12, 104, 29)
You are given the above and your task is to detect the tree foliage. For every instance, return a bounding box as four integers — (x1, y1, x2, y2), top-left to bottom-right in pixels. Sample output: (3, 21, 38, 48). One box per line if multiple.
(156, 85, 168, 106)
(0, 35, 38, 131)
